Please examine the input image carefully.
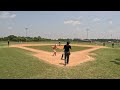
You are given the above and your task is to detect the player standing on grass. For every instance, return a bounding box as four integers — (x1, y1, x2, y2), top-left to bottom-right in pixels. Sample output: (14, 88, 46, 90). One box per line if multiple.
(63, 41, 71, 66)
(103, 42, 105, 46)
(8, 40, 10, 47)
(59, 41, 61, 46)
(112, 42, 114, 48)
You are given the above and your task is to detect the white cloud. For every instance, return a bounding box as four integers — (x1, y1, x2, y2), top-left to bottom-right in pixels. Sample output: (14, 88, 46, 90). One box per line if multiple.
(64, 19, 81, 26)
(8, 26, 13, 30)
(108, 30, 113, 33)
(78, 16, 83, 19)
(109, 20, 113, 24)
(76, 27, 79, 31)
(93, 18, 101, 22)
(28, 24, 33, 28)
(10, 14, 16, 18)
(0, 11, 16, 19)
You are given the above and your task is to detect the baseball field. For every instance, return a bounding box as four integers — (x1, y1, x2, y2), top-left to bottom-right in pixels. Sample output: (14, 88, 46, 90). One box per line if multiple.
(0, 41, 120, 79)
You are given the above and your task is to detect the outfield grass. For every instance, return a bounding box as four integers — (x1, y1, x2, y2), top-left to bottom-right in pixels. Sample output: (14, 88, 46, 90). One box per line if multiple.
(25, 45, 92, 52)
(0, 42, 120, 79)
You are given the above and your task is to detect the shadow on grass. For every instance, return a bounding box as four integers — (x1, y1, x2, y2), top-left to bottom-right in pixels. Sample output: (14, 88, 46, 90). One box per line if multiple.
(115, 58, 120, 61)
(110, 58, 120, 65)
(59, 63, 65, 66)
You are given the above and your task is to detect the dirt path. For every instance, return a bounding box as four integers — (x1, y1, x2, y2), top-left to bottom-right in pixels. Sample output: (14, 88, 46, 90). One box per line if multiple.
(10, 44, 106, 67)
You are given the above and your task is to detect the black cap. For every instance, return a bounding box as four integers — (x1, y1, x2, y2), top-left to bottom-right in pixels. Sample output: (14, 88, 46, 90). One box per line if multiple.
(67, 41, 69, 45)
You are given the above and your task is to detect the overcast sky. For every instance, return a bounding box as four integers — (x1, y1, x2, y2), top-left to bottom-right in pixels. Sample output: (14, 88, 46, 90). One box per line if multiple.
(0, 11, 120, 39)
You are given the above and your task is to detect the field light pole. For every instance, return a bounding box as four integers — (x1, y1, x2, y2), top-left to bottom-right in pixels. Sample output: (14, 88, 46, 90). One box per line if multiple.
(111, 34, 112, 39)
(25, 28, 28, 37)
(86, 28, 89, 39)
(25, 28, 28, 42)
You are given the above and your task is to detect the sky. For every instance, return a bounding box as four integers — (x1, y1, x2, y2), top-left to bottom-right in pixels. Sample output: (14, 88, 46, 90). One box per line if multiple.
(0, 11, 120, 39)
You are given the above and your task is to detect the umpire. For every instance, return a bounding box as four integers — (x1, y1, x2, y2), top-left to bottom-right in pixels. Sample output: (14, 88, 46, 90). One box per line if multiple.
(63, 41, 71, 66)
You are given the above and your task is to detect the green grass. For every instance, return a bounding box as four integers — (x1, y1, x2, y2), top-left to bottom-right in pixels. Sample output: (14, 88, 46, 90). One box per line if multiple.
(105, 43, 120, 48)
(0, 47, 57, 79)
(25, 45, 92, 52)
(0, 42, 120, 79)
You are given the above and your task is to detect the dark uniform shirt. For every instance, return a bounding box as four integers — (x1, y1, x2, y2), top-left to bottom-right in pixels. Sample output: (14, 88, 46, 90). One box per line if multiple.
(64, 45, 71, 52)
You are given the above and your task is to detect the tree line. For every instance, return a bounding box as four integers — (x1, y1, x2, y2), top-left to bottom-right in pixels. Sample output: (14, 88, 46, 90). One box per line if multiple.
(0, 35, 52, 42)
(0, 35, 120, 42)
